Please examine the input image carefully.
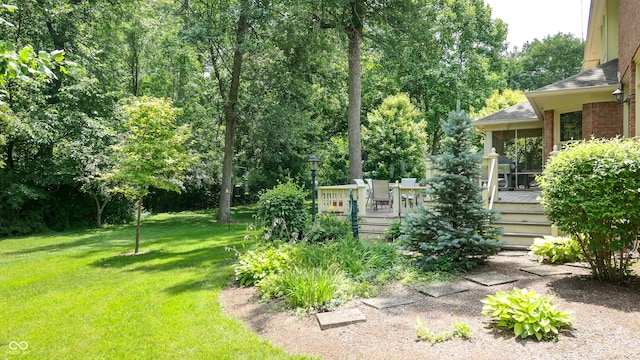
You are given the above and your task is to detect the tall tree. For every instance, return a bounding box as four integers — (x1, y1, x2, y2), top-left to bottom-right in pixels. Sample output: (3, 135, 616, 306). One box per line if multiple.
(308, 0, 366, 181)
(507, 32, 583, 90)
(179, 0, 255, 223)
(368, 0, 507, 155)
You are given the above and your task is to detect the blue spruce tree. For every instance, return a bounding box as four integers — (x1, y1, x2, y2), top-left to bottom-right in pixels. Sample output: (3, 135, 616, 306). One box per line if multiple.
(401, 110, 503, 271)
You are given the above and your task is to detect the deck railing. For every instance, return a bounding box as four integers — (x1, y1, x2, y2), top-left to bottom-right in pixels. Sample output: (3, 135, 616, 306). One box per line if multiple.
(316, 149, 502, 216)
(316, 182, 432, 217)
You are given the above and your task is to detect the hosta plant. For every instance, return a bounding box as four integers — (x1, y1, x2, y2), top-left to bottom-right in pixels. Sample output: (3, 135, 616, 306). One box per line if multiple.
(233, 244, 295, 286)
(530, 236, 584, 264)
(481, 288, 572, 341)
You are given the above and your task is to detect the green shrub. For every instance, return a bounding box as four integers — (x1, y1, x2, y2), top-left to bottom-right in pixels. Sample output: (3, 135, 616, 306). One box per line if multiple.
(304, 214, 351, 243)
(233, 244, 295, 286)
(481, 288, 573, 341)
(530, 236, 584, 264)
(256, 179, 308, 241)
(538, 138, 640, 281)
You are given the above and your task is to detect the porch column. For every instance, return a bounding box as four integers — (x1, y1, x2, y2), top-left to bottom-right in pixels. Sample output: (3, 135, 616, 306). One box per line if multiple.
(484, 130, 493, 155)
(356, 183, 368, 216)
(543, 110, 555, 164)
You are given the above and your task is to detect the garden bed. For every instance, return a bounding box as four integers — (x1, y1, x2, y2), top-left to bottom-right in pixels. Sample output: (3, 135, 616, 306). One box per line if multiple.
(221, 251, 640, 360)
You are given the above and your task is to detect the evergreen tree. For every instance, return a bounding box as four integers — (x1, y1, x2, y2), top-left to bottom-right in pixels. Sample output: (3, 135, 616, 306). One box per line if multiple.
(401, 110, 503, 271)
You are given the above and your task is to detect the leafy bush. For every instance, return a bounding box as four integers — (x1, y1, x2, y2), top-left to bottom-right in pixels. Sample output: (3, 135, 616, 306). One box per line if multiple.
(256, 179, 308, 241)
(304, 214, 351, 243)
(530, 236, 584, 264)
(233, 244, 295, 286)
(538, 138, 640, 281)
(401, 110, 503, 272)
(481, 288, 573, 341)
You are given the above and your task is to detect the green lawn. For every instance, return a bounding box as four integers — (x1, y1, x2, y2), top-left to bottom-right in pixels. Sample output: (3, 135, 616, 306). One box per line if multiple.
(0, 209, 313, 359)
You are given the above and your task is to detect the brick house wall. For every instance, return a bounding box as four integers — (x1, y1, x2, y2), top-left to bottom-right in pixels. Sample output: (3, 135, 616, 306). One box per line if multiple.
(582, 102, 624, 139)
(544, 110, 554, 161)
(619, 0, 639, 137)
(618, 0, 640, 79)
(631, 61, 636, 137)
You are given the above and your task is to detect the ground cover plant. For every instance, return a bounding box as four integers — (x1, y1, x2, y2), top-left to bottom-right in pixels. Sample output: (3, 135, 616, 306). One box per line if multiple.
(530, 236, 584, 264)
(236, 235, 403, 312)
(481, 288, 573, 341)
(0, 209, 311, 359)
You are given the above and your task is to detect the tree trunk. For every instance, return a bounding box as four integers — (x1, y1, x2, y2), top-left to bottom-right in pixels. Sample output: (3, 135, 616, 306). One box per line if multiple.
(216, 13, 249, 223)
(92, 192, 109, 229)
(135, 200, 142, 254)
(346, 0, 364, 182)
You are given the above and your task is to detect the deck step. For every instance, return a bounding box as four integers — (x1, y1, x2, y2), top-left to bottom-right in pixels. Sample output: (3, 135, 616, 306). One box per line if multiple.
(496, 220, 552, 235)
(500, 232, 544, 247)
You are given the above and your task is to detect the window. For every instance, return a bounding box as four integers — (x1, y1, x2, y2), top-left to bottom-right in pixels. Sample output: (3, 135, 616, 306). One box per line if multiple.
(560, 111, 582, 141)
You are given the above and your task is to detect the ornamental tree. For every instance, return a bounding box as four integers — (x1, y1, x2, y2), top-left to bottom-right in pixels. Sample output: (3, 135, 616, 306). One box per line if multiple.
(107, 97, 196, 254)
(362, 93, 427, 181)
(401, 110, 503, 271)
(538, 138, 640, 281)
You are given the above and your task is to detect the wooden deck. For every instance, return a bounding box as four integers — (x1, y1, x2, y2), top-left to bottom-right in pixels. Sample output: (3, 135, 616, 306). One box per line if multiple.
(360, 190, 542, 216)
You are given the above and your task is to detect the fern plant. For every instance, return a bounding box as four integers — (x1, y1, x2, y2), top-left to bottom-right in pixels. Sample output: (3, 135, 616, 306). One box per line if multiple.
(481, 288, 573, 341)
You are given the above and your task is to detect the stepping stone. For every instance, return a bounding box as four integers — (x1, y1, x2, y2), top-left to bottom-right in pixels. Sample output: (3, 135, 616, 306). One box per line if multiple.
(417, 282, 469, 298)
(465, 271, 517, 286)
(520, 265, 572, 276)
(361, 297, 415, 309)
(316, 308, 366, 330)
(566, 262, 591, 269)
(496, 251, 528, 257)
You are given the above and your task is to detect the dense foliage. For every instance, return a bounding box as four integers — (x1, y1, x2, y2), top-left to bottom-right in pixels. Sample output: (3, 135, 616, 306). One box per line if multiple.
(538, 138, 640, 281)
(1, 0, 564, 236)
(507, 33, 583, 90)
(256, 180, 309, 241)
(401, 110, 503, 271)
(235, 236, 400, 311)
(362, 94, 427, 181)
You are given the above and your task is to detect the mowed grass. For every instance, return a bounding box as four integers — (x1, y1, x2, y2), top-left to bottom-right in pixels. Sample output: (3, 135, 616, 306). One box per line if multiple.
(0, 209, 313, 359)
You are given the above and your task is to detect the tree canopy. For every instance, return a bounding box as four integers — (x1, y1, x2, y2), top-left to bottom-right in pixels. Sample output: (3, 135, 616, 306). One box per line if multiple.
(0, 0, 554, 236)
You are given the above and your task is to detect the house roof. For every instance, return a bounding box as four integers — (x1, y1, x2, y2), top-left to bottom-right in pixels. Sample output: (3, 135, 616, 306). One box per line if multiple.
(473, 101, 537, 126)
(473, 59, 621, 129)
(526, 59, 620, 118)
(528, 59, 619, 93)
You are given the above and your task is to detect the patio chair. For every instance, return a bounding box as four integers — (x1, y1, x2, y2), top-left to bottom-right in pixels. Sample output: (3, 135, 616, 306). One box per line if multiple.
(370, 180, 392, 211)
(400, 178, 417, 207)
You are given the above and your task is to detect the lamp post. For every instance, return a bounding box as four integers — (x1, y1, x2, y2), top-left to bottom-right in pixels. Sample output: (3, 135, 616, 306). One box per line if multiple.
(309, 155, 320, 223)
